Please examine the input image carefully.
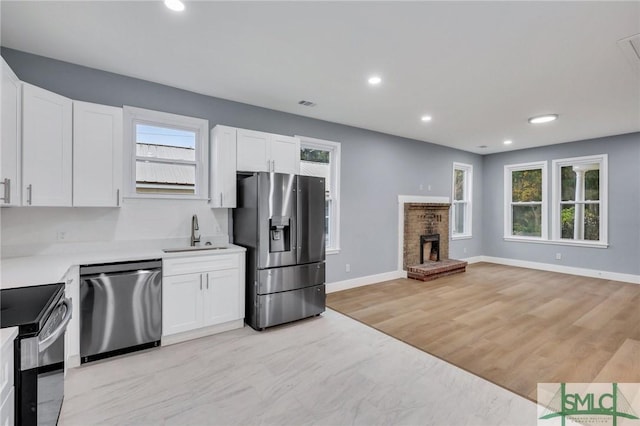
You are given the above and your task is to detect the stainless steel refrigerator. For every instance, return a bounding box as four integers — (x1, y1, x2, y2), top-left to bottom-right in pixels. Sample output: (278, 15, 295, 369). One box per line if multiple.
(234, 172, 326, 330)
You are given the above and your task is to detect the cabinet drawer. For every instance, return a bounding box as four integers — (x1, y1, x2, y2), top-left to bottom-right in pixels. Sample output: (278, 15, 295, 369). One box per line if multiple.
(163, 254, 239, 276)
(0, 338, 14, 403)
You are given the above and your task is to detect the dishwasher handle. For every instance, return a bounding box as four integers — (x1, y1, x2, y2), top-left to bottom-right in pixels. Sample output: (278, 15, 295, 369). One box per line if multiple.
(81, 268, 161, 281)
(80, 259, 162, 276)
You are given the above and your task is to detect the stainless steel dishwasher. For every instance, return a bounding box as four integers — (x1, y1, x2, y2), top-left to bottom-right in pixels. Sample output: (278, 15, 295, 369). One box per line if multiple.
(79, 259, 162, 363)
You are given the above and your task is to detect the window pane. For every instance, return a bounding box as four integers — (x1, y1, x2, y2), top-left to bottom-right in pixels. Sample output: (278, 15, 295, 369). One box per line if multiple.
(136, 160, 195, 194)
(512, 169, 542, 202)
(560, 203, 600, 240)
(584, 204, 600, 240)
(136, 124, 196, 161)
(560, 166, 576, 201)
(560, 204, 575, 239)
(454, 169, 465, 201)
(585, 169, 599, 201)
(512, 204, 542, 237)
(301, 148, 330, 164)
(453, 203, 466, 234)
(325, 199, 331, 245)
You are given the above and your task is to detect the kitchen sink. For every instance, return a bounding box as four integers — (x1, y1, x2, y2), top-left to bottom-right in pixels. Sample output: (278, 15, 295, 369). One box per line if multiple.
(162, 246, 228, 253)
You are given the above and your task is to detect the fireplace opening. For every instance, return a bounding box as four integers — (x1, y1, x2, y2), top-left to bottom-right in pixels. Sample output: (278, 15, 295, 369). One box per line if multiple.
(420, 234, 440, 263)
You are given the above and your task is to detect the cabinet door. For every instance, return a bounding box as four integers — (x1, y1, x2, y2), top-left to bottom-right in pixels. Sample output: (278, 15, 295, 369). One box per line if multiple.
(210, 125, 237, 208)
(203, 268, 242, 326)
(236, 128, 268, 172)
(73, 101, 123, 207)
(270, 134, 300, 174)
(22, 83, 72, 206)
(1, 59, 21, 206)
(162, 273, 204, 335)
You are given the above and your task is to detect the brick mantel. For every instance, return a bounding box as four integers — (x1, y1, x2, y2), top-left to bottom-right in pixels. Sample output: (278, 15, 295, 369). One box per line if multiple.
(403, 202, 451, 270)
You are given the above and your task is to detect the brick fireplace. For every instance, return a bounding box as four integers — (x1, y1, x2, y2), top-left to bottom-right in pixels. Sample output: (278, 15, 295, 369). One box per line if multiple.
(403, 203, 450, 270)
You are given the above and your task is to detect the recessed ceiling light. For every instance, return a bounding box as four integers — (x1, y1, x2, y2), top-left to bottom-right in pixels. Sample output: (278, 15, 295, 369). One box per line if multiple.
(528, 114, 558, 124)
(421, 115, 432, 122)
(503, 140, 513, 145)
(368, 76, 382, 85)
(164, 0, 185, 12)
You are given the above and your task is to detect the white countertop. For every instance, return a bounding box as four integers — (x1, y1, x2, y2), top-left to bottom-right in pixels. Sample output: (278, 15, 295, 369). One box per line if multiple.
(1, 240, 246, 289)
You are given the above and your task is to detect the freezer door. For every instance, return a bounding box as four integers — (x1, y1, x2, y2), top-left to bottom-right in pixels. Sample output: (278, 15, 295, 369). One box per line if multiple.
(258, 172, 298, 268)
(296, 175, 326, 264)
(255, 284, 325, 329)
(257, 263, 325, 294)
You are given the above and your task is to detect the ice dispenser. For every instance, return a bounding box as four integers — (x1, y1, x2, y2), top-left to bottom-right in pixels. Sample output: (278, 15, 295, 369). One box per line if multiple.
(270, 216, 290, 252)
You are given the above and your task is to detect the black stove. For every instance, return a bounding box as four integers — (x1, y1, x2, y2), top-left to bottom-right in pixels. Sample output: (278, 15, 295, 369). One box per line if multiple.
(1, 283, 65, 335)
(0, 283, 70, 426)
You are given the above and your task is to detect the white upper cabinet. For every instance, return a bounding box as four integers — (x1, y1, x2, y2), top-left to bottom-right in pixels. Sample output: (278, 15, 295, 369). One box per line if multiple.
(237, 128, 269, 172)
(270, 134, 300, 174)
(1, 58, 22, 206)
(210, 125, 237, 208)
(73, 101, 123, 207)
(236, 128, 300, 174)
(22, 83, 73, 206)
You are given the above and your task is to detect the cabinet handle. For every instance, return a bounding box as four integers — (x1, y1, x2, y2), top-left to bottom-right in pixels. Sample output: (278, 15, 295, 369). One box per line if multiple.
(220, 192, 223, 206)
(206, 273, 209, 289)
(27, 184, 32, 205)
(0, 178, 10, 204)
(272, 160, 275, 172)
(200, 274, 203, 290)
(117, 189, 120, 207)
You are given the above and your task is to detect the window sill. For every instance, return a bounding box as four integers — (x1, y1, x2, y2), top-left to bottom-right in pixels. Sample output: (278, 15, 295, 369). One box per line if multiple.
(503, 237, 608, 248)
(326, 248, 341, 256)
(452, 234, 472, 240)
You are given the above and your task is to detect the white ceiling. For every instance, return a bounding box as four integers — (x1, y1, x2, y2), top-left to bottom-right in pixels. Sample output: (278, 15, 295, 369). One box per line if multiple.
(2, 1, 639, 154)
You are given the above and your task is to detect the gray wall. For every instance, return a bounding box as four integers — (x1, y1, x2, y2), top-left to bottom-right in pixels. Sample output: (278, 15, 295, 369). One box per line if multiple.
(1, 47, 484, 283)
(482, 132, 640, 275)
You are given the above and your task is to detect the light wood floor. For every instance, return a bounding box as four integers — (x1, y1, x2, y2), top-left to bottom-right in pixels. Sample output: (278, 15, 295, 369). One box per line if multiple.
(327, 263, 640, 402)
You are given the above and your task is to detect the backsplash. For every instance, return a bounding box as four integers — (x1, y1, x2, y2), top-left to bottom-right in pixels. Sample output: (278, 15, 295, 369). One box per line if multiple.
(0, 198, 228, 257)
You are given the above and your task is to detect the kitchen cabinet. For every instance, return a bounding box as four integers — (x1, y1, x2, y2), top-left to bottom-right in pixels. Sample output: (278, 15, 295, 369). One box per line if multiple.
(22, 83, 73, 206)
(210, 125, 237, 208)
(162, 252, 245, 342)
(1, 58, 22, 206)
(73, 101, 123, 207)
(236, 128, 300, 174)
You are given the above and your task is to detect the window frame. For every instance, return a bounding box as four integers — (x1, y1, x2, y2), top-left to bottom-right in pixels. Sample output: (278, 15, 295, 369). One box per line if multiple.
(551, 154, 608, 247)
(296, 135, 341, 255)
(451, 162, 473, 239)
(123, 106, 209, 200)
(504, 161, 548, 241)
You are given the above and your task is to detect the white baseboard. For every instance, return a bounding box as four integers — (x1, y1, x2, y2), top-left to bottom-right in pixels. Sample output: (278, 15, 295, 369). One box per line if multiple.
(327, 270, 406, 293)
(479, 256, 640, 285)
(161, 319, 245, 346)
(461, 256, 485, 264)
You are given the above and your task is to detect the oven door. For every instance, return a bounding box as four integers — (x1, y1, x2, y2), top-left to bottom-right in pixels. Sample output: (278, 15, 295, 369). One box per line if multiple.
(19, 297, 72, 426)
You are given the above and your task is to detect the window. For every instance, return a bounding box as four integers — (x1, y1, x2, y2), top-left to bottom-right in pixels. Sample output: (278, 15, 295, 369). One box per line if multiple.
(552, 154, 607, 245)
(504, 161, 547, 239)
(297, 135, 341, 254)
(452, 162, 473, 238)
(123, 106, 208, 198)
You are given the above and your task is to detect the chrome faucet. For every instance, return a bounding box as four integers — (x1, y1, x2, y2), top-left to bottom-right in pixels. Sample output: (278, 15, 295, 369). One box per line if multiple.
(190, 214, 200, 246)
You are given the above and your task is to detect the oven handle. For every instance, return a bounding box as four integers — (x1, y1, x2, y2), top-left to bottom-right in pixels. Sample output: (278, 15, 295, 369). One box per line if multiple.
(39, 298, 72, 353)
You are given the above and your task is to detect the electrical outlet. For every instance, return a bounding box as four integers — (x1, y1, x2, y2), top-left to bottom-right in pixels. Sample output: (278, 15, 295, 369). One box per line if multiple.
(419, 184, 424, 190)
(428, 184, 432, 191)
(555, 253, 562, 260)
(345, 263, 351, 273)
(57, 231, 67, 241)
(463, 247, 467, 254)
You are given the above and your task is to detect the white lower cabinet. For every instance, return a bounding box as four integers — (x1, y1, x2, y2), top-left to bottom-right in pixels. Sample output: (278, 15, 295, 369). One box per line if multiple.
(162, 252, 245, 342)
